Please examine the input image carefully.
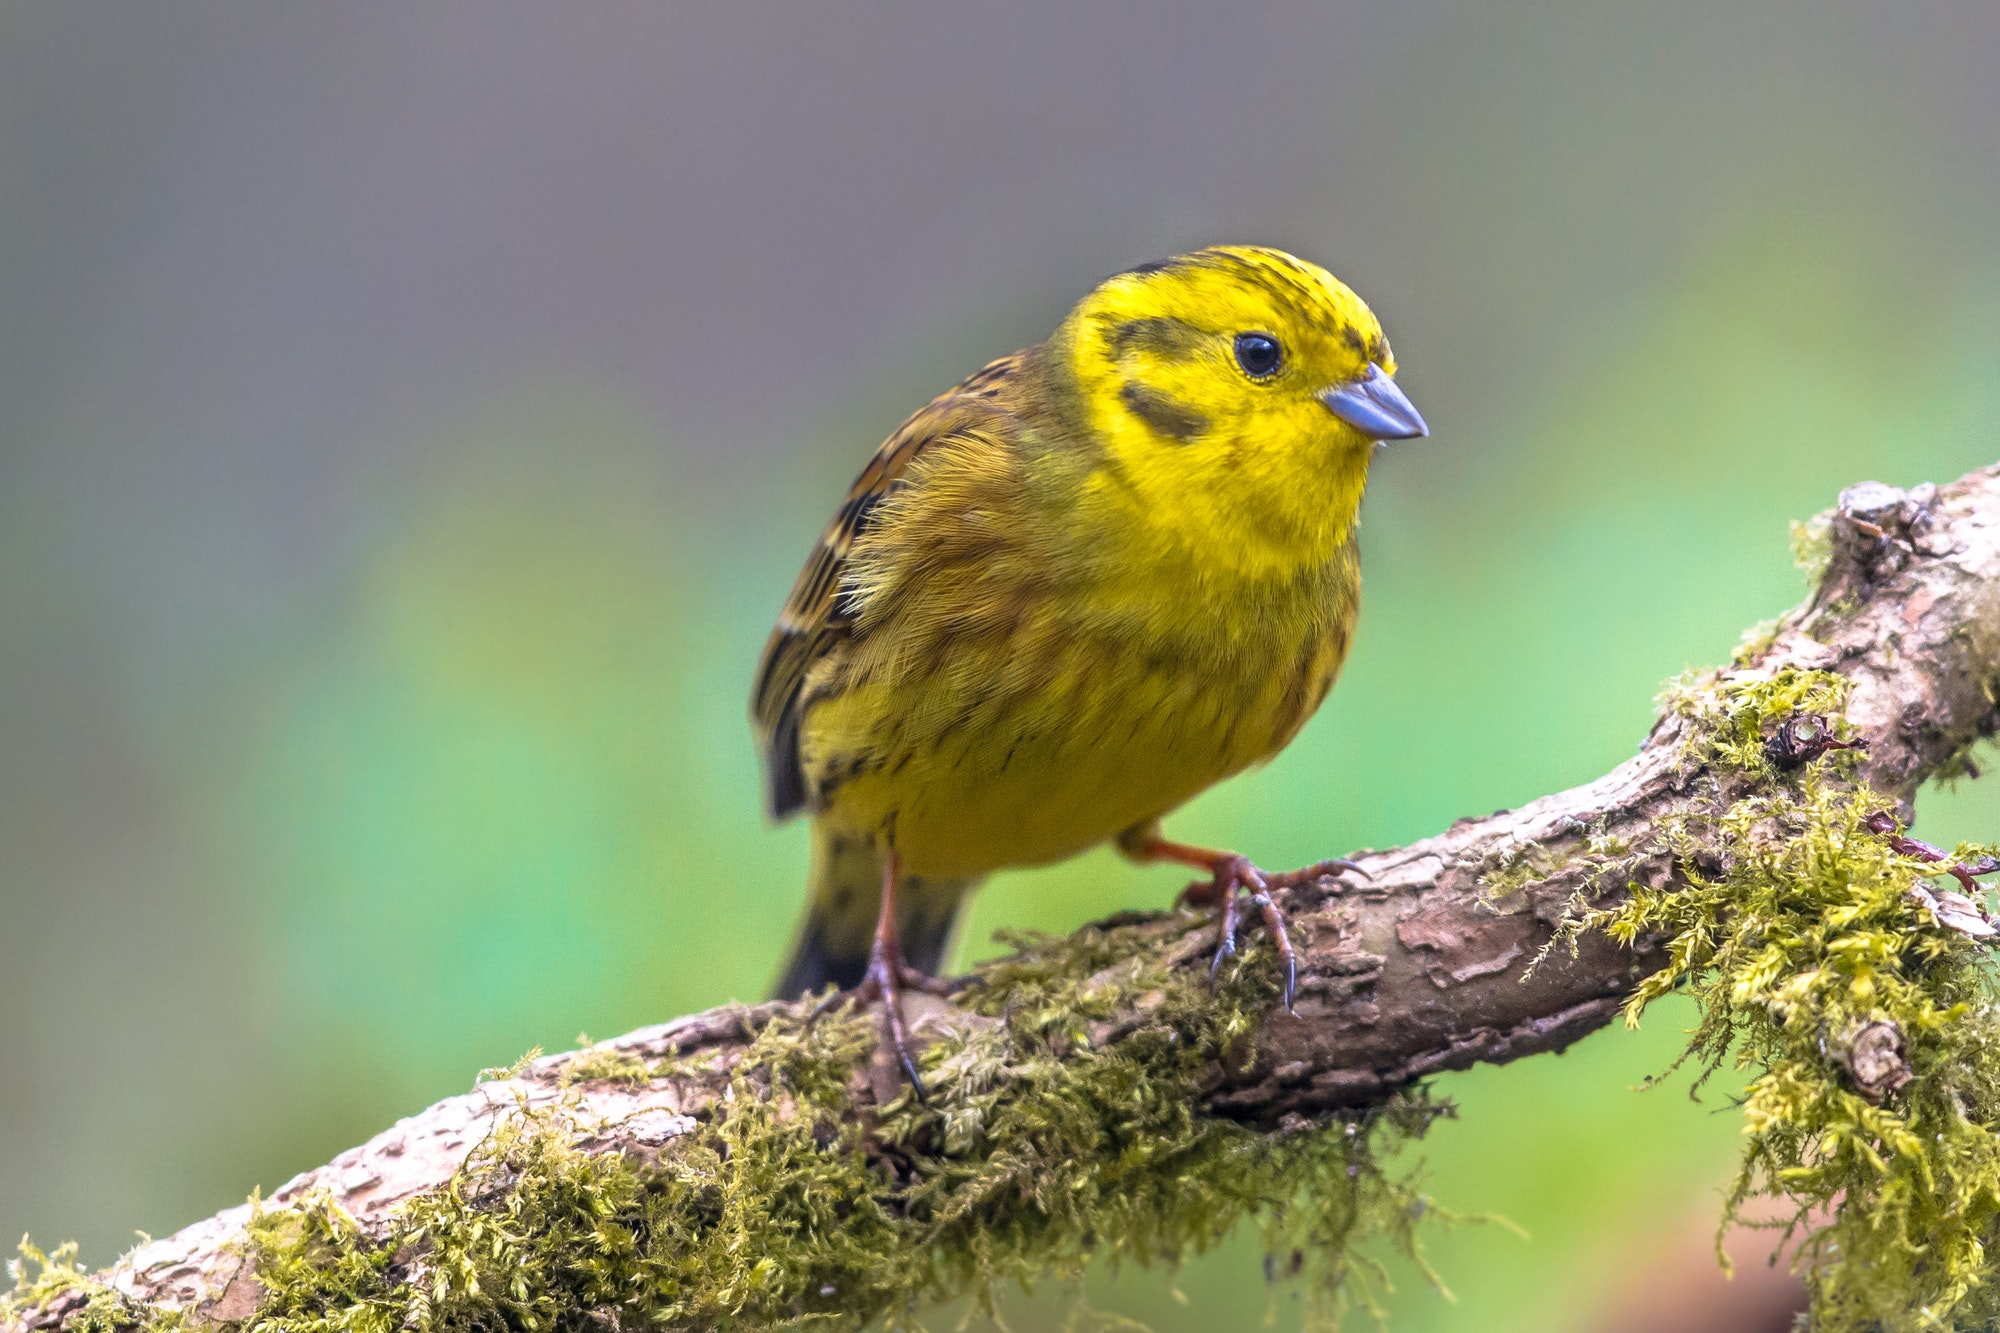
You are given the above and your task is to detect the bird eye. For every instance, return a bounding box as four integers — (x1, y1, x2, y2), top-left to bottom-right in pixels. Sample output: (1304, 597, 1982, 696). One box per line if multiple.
(1234, 332, 1282, 378)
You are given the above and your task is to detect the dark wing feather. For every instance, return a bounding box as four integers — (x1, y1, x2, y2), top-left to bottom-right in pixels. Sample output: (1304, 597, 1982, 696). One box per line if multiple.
(751, 352, 1026, 819)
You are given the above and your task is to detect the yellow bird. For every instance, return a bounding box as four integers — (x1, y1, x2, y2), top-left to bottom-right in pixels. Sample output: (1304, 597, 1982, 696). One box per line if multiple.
(753, 245, 1425, 1088)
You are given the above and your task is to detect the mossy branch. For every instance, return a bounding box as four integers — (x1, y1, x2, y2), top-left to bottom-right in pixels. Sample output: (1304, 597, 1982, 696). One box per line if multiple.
(10, 465, 2000, 1333)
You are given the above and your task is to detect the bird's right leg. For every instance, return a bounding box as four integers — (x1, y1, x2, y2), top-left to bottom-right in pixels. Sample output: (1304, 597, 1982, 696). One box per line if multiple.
(1117, 823, 1368, 1011)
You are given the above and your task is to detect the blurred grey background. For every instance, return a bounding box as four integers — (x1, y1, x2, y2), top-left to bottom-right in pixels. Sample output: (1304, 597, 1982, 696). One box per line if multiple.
(5, 6, 2000, 1329)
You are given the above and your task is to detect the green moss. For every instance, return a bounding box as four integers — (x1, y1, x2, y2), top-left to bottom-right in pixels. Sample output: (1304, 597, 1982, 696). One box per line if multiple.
(4, 1240, 163, 1333)
(558, 1037, 655, 1088)
(1655, 664, 1854, 775)
(1478, 843, 1573, 901)
(891, 928, 1456, 1327)
(1730, 618, 1781, 666)
(1479, 822, 1637, 909)
(244, 1193, 398, 1333)
(1791, 511, 1834, 584)
(1568, 668, 2000, 1331)
(8, 923, 1450, 1333)
(1931, 737, 1995, 793)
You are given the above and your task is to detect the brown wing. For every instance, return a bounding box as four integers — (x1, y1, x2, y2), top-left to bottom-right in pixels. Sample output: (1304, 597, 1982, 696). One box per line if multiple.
(751, 352, 1026, 819)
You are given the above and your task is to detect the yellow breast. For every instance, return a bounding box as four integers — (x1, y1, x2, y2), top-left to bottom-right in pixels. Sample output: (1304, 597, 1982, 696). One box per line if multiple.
(801, 540, 1358, 880)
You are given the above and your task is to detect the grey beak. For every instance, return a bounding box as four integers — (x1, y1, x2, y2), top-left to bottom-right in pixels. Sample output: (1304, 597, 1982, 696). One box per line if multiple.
(1318, 364, 1428, 440)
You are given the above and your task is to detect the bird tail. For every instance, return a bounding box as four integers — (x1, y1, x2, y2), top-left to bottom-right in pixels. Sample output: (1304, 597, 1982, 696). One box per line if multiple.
(770, 823, 979, 998)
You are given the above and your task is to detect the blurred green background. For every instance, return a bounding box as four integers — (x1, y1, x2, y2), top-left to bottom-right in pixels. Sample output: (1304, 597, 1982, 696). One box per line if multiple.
(5, 6, 2000, 1330)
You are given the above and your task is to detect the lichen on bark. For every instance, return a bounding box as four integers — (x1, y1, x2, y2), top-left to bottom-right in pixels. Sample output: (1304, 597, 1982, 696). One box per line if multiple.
(1560, 668, 2000, 1331)
(10, 920, 1456, 1333)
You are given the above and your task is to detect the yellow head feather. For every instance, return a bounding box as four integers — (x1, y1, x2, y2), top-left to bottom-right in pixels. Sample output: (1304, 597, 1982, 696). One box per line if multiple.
(1049, 246, 1403, 578)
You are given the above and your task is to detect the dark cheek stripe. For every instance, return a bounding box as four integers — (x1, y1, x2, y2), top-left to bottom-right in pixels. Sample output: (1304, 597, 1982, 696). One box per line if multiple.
(1119, 381, 1209, 442)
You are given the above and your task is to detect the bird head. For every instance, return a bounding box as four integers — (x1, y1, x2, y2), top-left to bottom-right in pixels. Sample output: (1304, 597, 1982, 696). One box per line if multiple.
(1052, 245, 1424, 573)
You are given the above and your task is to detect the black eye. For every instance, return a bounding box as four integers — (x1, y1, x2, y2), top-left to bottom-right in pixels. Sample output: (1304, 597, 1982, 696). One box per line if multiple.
(1234, 332, 1282, 378)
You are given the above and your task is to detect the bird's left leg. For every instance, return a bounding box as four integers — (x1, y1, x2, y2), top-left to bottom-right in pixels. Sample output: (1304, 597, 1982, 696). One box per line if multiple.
(1116, 824, 1368, 1011)
(841, 848, 953, 1101)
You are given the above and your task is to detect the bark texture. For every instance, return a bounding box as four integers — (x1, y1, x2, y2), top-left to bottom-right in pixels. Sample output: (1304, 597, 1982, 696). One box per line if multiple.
(12, 462, 2000, 1333)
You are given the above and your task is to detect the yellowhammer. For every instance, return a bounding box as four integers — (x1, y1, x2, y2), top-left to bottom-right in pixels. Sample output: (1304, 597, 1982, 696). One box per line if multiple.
(753, 245, 1426, 1091)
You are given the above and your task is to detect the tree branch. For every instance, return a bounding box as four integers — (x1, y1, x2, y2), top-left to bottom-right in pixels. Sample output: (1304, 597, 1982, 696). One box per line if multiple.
(11, 463, 2000, 1333)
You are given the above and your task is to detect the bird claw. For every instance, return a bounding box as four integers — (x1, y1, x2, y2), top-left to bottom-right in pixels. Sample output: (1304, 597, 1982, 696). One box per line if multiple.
(1186, 857, 1301, 1012)
(858, 954, 938, 1102)
(807, 956, 947, 1103)
(1267, 856, 1372, 889)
